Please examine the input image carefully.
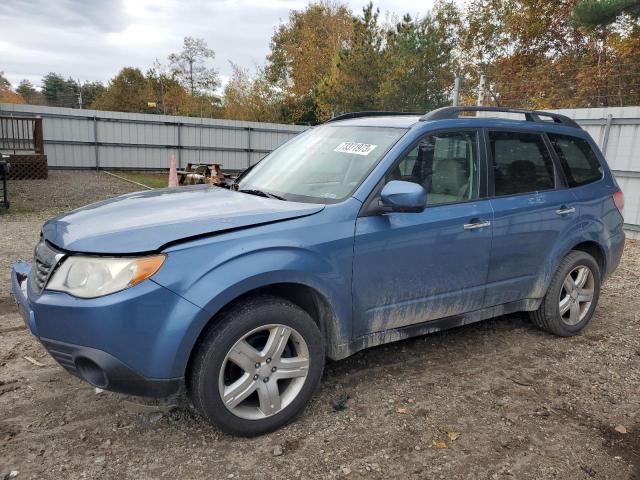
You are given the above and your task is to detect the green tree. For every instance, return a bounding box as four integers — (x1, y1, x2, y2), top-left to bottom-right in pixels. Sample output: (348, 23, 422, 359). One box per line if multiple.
(16, 79, 47, 105)
(42, 73, 79, 108)
(80, 81, 105, 108)
(379, 3, 460, 112)
(330, 3, 385, 113)
(168, 37, 220, 95)
(16, 80, 36, 101)
(572, 0, 640, 27)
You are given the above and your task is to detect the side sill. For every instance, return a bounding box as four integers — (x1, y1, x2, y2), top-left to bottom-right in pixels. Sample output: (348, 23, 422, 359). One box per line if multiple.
(331, 299, 541, 361)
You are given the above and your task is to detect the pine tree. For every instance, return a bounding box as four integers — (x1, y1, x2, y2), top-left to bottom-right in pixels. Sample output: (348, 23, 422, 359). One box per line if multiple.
(572, 0, 640, 27)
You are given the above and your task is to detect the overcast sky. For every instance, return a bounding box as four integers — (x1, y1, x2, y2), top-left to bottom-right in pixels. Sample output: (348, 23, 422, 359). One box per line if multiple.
(0, 0, 451, 90)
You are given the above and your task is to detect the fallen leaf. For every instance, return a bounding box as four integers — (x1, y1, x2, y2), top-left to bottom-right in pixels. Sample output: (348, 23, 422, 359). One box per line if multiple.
(23, 355, 45, 367)
(396, 407, 408, 414)
(447, 431, 461, 441)
(614, 425, 627, 434)
(435, 440, 447, 449)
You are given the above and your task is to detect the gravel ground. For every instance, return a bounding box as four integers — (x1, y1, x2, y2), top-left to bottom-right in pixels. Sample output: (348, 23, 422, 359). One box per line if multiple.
(1, 172, 639, 479)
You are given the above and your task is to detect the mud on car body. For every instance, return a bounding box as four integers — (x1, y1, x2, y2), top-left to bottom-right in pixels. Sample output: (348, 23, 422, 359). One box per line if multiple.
(12, 107, 625, 436)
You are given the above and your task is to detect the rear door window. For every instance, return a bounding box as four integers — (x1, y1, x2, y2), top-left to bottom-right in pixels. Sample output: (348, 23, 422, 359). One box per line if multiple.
(547, 133, 603, 187)
(489, 131, 556, 196)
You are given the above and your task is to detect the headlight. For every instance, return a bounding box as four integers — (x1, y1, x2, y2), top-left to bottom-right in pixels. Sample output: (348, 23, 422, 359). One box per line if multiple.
(47, 255, 165, 298)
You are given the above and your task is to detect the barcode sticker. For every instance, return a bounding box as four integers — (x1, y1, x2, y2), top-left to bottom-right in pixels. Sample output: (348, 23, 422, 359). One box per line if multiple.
(334, 142, 377, 156)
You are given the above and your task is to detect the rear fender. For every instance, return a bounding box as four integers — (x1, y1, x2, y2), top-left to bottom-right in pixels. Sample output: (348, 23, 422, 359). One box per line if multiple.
(538, 219, 610, 298)
(532, 220, 588, 299)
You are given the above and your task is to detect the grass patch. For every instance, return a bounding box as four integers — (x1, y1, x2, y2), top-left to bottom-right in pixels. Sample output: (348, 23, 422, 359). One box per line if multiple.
(0, 206, 37, 216)
(112, 171, 168, 189)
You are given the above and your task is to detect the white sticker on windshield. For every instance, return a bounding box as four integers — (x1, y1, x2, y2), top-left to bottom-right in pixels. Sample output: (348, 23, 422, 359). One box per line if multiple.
(334, 142, 377, 156)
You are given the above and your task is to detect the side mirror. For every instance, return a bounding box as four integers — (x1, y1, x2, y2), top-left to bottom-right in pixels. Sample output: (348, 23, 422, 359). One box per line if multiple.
(379, 180, 426, 213)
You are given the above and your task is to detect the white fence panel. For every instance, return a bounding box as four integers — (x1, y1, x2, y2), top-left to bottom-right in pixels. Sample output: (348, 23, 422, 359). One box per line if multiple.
(0, 103, 308, 172)
(2, 103, 638, 237)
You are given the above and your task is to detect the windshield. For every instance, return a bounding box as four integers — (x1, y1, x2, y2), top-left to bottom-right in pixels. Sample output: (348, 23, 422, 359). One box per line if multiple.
(238, 125, 407, 203)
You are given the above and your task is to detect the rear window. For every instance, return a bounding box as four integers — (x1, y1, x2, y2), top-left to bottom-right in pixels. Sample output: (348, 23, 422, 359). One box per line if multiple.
(489, 131, 556, 196)
(547, 134, 603, 187)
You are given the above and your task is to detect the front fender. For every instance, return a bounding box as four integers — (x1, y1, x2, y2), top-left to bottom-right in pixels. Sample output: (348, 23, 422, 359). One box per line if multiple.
(152, 213, 357, 367)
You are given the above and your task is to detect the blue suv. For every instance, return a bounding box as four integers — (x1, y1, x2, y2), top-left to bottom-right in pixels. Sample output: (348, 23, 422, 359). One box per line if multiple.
(11, 107, 625, 436)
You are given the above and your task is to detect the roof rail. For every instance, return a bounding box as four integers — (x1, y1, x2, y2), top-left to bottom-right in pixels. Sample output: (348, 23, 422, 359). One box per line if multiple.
(420, 106, 581, 129)
(326, 111, 422, 123)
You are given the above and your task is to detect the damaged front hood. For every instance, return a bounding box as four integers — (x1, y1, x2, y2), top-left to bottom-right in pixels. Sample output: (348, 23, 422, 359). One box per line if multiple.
(42, 185, 324, 254)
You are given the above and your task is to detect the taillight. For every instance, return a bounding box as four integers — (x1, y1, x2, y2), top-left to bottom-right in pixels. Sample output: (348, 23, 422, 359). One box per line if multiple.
(613, 190, 624, 214)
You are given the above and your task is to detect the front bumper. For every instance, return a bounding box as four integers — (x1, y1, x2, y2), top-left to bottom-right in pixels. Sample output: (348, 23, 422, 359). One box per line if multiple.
(11, 261, 207, 397)
(38, 337, 182, 397)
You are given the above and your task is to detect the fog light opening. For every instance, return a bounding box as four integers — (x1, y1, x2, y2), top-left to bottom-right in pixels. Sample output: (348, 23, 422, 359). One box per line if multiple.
(75, 357, 108, 389)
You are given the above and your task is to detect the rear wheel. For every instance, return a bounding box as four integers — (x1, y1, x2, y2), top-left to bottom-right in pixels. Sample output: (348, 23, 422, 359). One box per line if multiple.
(187, 295, 324, 436)
(530, 251, 601, 336)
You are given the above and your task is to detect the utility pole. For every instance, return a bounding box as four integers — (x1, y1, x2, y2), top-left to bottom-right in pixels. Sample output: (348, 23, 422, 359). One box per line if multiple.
(477, 75, 486, 106)
(452, 77, 461, 106)
(78, 79, 83, 109)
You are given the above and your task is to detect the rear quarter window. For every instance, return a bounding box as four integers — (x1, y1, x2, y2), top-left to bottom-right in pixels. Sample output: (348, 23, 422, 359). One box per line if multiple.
(547, 133, 603, 187)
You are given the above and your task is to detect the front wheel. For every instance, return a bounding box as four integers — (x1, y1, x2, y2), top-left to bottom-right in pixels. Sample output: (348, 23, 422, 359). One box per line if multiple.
(187, 295, 325, 436)
(530, 250, 601, 336)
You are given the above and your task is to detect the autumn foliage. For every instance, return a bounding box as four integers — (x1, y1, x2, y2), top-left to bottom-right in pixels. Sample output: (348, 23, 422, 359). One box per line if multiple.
(223, 0, 640, 123)
(2, 1, 640, 123)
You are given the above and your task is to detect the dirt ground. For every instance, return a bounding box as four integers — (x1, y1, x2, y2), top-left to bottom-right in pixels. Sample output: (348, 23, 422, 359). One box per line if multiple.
(1, 172, 639, 479)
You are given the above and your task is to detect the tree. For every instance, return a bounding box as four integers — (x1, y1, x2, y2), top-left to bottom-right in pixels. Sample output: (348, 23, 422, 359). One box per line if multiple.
(379, 2, 460, 112)
(266, 1, 354, 123)
(16, 80, 36, 101)
(168, 37, 220, 95)
(91, 67, 151, 113)
(0, 72, 26, 104)
(42, 72, 78, 108)
(460, 0, 640, 108)
(80, 81, 105, 108)
(15, 79, 47, 105)
(222, 63, 282, 122)
(572, 0, 640, 27)
(329, 3, 385, 113)
(42, 73, 79, 108)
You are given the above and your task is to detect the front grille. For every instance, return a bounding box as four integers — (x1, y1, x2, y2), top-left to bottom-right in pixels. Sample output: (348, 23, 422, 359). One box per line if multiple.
(29, 240, 63, 294)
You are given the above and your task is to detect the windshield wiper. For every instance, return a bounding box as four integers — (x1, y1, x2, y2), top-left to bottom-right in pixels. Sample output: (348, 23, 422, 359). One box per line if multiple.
(238, 188, 287, 201)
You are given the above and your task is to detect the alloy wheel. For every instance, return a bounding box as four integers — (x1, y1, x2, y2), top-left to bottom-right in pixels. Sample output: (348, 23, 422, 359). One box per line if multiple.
(218, 324, 310, 420)
(558, 265, 595, 326)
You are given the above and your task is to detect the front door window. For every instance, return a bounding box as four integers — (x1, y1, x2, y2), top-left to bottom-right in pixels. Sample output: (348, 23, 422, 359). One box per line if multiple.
(387, 131, 480, 205)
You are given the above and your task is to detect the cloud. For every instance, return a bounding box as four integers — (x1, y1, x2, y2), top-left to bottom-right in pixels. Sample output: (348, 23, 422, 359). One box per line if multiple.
(0, 0, 448, 89)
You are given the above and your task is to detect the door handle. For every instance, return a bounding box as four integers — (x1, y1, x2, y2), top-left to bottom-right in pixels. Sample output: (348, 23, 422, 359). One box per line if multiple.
(555, 206, 576, 215)
(463, 220, 491, 230)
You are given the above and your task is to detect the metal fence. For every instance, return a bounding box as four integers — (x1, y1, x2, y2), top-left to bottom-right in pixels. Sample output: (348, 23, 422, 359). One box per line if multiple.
(0, 104, 308, 172)
(0, 103, 638, 237)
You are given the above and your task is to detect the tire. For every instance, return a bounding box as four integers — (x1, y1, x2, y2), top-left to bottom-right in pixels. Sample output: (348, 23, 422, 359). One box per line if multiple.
(187, 295, 325, 436)
(530, 250, 601, 336)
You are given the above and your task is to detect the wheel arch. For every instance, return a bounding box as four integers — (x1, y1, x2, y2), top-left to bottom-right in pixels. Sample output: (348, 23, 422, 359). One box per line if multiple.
(534, 228, 608, 300)
(184, 282, 346, 383)
(569, 240, 606, 275)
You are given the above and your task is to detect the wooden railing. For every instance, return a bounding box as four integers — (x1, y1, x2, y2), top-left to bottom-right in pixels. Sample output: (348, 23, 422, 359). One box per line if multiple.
(0, 116, 44, 154)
